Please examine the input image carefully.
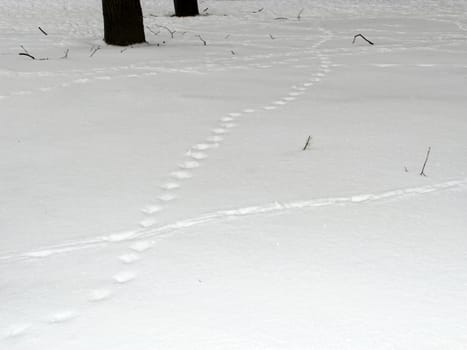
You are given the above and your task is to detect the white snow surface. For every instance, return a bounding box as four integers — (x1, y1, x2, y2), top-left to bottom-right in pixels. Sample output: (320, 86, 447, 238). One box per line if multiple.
(1, 0, 467, 349)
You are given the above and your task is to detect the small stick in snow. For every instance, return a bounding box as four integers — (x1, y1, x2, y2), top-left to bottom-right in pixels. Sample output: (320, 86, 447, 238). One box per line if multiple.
(252, 8, 264, 14)
(274, 17, 289, 20)
(303, 136, 312, 151)
(61, 48, 69, 59)
(269, 33, 275, 40)
(196, 35, 207, 46)
(297, 8, 304, 21)
(419, 146, 431, 176)
(19, 45, 35, 59)
(155, 24, 176, 39)
(19, 52, 35, 60)
(231, 50, 236, 55)
(146, 26, 160, 36)
(38, 26, 48, 36)
(89, 46, 101, 58)
(352, 34, 374, 45)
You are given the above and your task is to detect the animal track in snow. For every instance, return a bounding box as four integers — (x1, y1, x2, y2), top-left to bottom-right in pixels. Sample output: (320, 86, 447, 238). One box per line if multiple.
(263, 106, 277, 110)
(113, 271, 136, 284)
(47, 311, 78, 324)
(212, 128, 227, 134)
(192, 143, 212, 151)
(171, 170, 193, 180)
(3, 324, 30, 338)
(221, 116, 234, 122)
(158, 193, 177, 202)
(206, 135, 223, 143)
(140, 218, 157, 228)
(160, 182, 180, 190)
(141, 205, 162, 214)
(228, 112, 242, 118)
(119, 253, 141, 264)
(243, 109, 256, 113)
(88, 289, 113, 302)
(179, 160, 200, 169)
(130, 240, 153, 252)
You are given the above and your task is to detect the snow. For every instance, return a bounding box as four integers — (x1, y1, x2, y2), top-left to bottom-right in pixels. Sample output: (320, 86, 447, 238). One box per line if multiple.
(1, 0, 467, 349)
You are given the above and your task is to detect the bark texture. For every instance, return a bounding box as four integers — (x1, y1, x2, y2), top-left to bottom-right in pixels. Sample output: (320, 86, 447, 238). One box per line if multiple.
(102, 0, 145, 46)
(174, 0, 199, 17)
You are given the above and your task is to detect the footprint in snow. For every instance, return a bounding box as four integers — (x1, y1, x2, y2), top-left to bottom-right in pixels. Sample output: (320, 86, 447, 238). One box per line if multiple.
(141, 205, 162, 214)
(212, 128, 227, 135)
(179, 160, 200, 169)
(228, 112, 242, 117)
(192, 143, 211, 151)
(3, 324, 31, 338)
(130, 240, 153, 252)
(140, 218, 157, 228)
(186, 150, 208, 160)
(160, 182, 180, 190)
(47, 311, 79, 324)
(221, 123, 236, 129)
(263, 106, 277, 110)
(119, 253, 141, 264)
(243, 108, 255, 113)
(113, 271, 136, 284)
(171, 170, 192, 180)
(206, 135, 223, 143)
(158, 193, 177, 202)
(88, 289, 113, 302)
(220, 116, 234, 122)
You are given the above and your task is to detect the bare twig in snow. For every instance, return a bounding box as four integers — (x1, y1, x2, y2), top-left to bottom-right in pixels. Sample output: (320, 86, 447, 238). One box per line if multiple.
(61, 49, 69, 59)
(90, 46, 101, 57)
(19, 52, 35, 60)
(269, 33, 275, 40)
(352, 33, 374, 45)
(155, 24, 176, 38)
(146, 26, 160, 36)
(225, 34, 231, 39)
(38, 26, 48, 36)
(196, 35, 207, 46)
(252, 8, 264, 14)
(303, 136, 312, 151)
(297, 8, 304, 20)
(274, 17, 289, 20)
(231, 50, 236, 55)
(419, 146, 431, 176)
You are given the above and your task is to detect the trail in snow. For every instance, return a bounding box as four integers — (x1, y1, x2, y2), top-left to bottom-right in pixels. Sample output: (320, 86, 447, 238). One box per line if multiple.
(1, 178, 465, 263)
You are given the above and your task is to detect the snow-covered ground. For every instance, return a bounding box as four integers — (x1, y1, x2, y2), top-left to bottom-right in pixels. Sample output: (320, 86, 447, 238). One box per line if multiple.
(1, 0, 467, 348)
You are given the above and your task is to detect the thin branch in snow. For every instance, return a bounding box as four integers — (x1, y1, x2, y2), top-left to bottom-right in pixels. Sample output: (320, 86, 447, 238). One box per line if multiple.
(89, 46, 101, 57)
(231, 50, 236, 55)
(269, 33, 275, 40)
(419, 146, 431, 176)
(297, 8, 304, 21)
(352, 33, 374, 45)
(303, 136, 312, 151)
(38, 26, 48, 36)
(146, 26, 160, 36)
(61, 48, 69, 59)
(252, 8, 264, 14)
(19, 52, 35, 60)
(274, 17, 289, 20)
(196, 35, 207, 46)
(154, 24, 176, 39)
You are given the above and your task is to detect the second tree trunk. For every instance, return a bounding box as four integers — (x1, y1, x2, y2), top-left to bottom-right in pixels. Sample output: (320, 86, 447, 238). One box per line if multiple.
(102, 0, 145, 46)
(174, 0, 199, 17)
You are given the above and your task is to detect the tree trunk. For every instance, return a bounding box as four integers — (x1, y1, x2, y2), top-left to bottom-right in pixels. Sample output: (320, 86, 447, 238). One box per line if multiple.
(102, 0, 145, 46)
(174, 0, 199, 17)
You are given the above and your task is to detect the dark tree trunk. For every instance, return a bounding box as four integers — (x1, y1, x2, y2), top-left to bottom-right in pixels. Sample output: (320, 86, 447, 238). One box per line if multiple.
(174, 0, 199, 17)
(102, 0, 145, 46)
